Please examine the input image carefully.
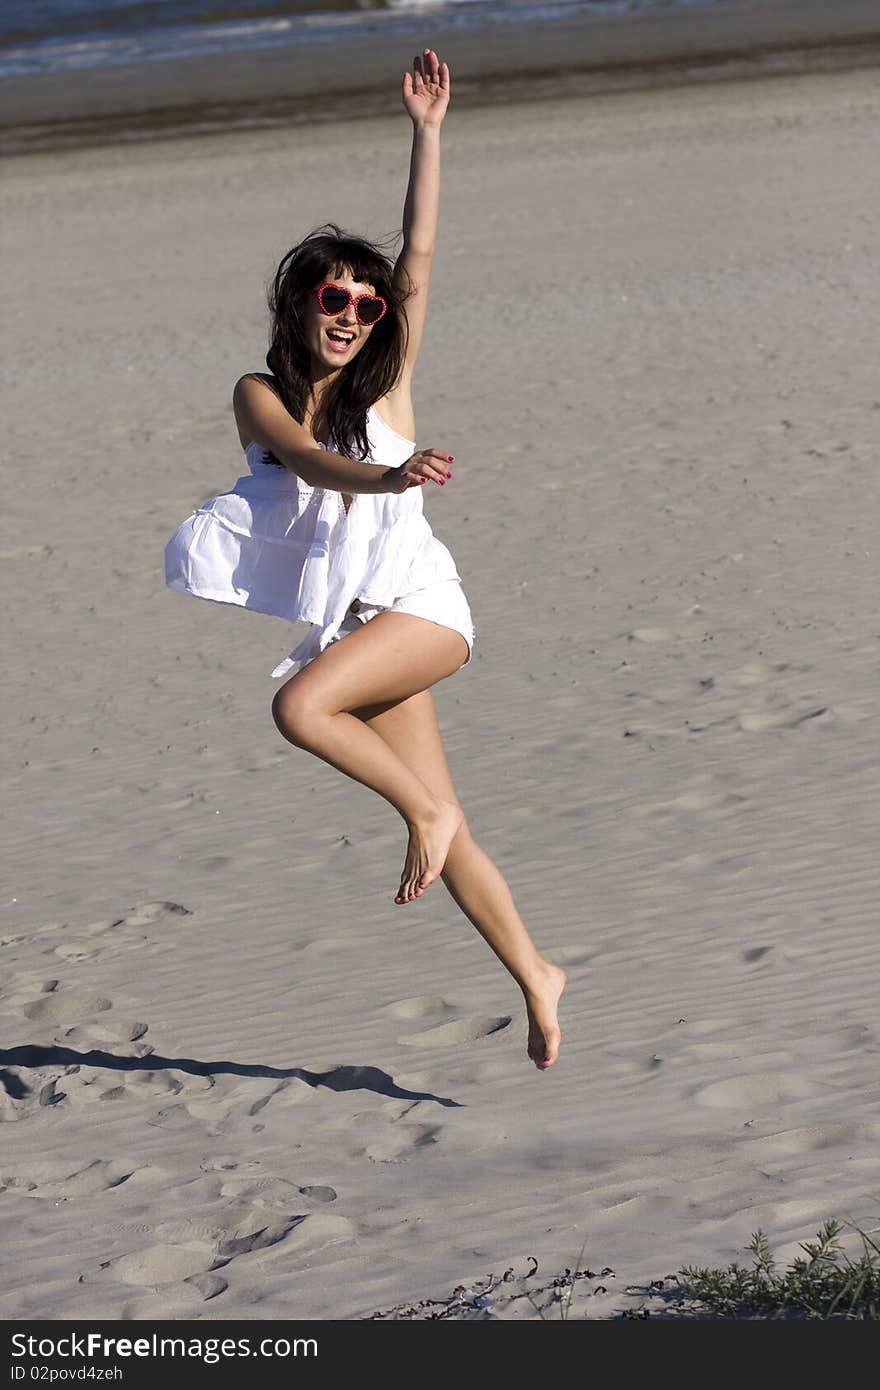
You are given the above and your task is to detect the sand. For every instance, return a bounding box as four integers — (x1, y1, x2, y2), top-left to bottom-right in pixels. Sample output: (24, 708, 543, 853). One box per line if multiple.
(3, 0, 880, 155)
(2, 63, 880, 1320)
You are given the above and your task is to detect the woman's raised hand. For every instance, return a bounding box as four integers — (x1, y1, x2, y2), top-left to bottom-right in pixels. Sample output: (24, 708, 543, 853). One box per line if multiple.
(402, 48, 450, 127)
(384, 448, 455, 494)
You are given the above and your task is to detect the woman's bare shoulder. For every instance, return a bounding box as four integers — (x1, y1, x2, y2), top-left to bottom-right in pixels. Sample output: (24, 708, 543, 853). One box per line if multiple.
(233, 373, 283, 449)
(239, 371, 281, 393)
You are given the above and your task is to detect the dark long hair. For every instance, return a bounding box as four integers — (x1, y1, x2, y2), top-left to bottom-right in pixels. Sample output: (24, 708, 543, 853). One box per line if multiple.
(264, 223, 412, 465)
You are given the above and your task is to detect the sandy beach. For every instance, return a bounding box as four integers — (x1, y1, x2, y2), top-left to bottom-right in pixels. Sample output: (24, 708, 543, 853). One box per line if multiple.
(2, 0, 880, 155)
(2, 59, 880, 1319)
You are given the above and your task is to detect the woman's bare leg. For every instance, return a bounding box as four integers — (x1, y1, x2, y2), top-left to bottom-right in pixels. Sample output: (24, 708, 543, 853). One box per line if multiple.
(272, 611, 467, 903)
(353, 686, 566, 1070)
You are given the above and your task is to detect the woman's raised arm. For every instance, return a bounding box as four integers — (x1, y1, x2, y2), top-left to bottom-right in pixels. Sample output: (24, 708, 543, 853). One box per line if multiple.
(392, 49, 450, 381)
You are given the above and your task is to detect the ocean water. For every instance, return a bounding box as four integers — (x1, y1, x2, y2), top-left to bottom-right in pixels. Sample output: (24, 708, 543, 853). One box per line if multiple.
(0, 0, 726, 78)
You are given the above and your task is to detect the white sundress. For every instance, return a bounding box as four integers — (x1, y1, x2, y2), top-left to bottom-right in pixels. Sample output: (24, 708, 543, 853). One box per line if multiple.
(164, 404, 469, 676)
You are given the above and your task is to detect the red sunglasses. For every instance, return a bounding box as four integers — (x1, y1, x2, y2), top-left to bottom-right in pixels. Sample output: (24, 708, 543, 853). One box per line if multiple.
(310, 282, 387, 326)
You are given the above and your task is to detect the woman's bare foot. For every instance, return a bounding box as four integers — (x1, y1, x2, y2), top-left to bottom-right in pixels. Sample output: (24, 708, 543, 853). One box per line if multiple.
(524, 964, 566, 1070)
(395, 799, 464, 904)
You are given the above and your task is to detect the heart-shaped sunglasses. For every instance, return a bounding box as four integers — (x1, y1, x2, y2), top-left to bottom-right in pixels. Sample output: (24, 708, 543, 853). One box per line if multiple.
(309, 283, 387, 326)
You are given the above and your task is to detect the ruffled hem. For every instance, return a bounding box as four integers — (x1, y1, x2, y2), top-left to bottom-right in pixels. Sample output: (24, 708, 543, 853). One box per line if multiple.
(167, 573, 325, 627)
(270, 629, 322, 679)
(269, 614, 349, 678)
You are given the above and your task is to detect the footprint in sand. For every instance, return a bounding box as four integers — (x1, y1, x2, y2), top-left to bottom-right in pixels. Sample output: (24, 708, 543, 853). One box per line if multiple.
(154, 1217, 236, 1245)
(298, 935, 351, 958)
(362, 1123, 443, 1164)
(738, 706, 830, 733)
(694, 1072, 816, 1110)
(15, 986, 156, 1082)
(146, 1102, 211, 1132)
(240, 1078, 314, 1117)
(182, 1077, 314, 1137)
(217, 1219, 315, 1260)
(49, 902, 192, 963)
(629, 626, 677, 643)
(26, 1053, 206, 1110)
(87, 1212, 351, 1304)
(64, 1017, 150, 1045)
(345, 1098, 445, 1163)
(634, 788, 747, 821)
(113, 1271, 229, 1319)
(181, 1273, 228, 1301)
(98, 1206, 354, 1313)
(92, 1217, 343, 1289)
(0, 543, 52, 560)
(628, 614, 707, 644)
(0, 931, 30, 950)
(398, 1015, 512, 1049)
(391, 1067, 461, 1092)
(199, 1155, 261, 1174)
(117, 901, 192, 929)
(92, 1244, 218, 1288)
(76, 900, 191, 956)
(721, 660, 785, 688)
(52, 939, 110, 964)
(218, 1175, 337, 1207)
(800, 1024, 876, 1056)
(0, 1073, 71, 1121)
(0, 1158, 144, 1200)
(22, 989, 112, 1024)
(97, 1070, 186, 1103)
(385, 996, 455, 1021)
(299, 1184, 337, 1203)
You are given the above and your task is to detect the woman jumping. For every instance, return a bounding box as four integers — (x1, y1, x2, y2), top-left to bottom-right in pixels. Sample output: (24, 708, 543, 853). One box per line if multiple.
(165, 48, 565, 1069)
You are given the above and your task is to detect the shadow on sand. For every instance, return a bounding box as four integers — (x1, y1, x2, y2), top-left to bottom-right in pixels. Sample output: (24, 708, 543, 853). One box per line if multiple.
(0, 1043, 462, 1108)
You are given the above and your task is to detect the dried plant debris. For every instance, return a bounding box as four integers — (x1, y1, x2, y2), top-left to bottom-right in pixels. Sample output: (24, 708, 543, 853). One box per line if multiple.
(369, 1217, 880, 1320)
(369, 1256, 619, 1320)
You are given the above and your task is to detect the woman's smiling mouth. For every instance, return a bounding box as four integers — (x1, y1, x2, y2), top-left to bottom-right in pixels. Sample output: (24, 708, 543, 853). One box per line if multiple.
(325, 328, 355, 352)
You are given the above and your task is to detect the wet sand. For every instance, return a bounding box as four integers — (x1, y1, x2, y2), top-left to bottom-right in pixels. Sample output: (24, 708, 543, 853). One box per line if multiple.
(1, 0, 879, 155)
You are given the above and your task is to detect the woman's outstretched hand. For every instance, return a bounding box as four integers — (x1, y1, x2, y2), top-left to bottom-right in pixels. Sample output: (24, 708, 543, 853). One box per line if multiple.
(384, 448, 454, 494)
(402, 48, 450, 127)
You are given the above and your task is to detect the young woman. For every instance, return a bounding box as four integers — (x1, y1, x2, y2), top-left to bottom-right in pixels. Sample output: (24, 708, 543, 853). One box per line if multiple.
(166, 49, 565, 1069)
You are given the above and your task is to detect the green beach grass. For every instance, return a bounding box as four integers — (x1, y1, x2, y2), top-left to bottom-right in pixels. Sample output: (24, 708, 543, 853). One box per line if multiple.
(677, 1219, 880, 1320)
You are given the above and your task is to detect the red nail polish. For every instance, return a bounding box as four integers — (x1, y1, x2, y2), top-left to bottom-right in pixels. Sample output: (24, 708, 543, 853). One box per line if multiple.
(446, 471, 453, 479)
(439, 479, 445, 485)
(447, 455, 454, 462)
